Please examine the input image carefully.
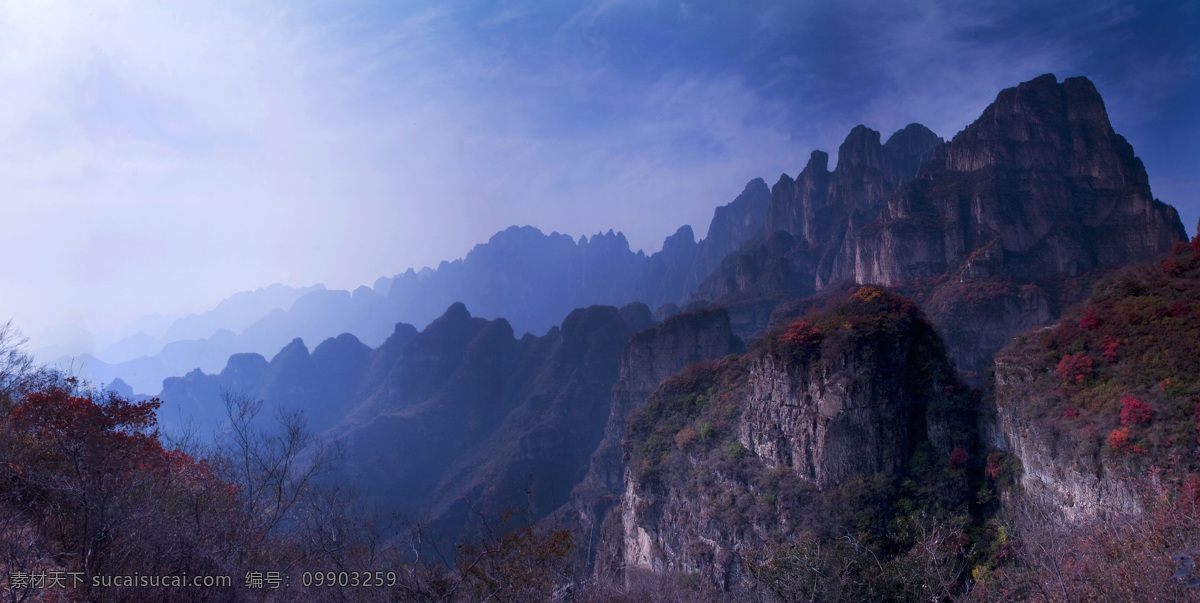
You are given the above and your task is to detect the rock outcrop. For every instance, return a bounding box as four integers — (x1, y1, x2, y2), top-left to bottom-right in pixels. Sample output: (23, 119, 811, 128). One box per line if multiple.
(985, 247, 1200, 521)
(989, 358, 1139, 521)
(609, 288, 975, 587)
(563, 307, 744, 571)
(698, 75, 1187, 377)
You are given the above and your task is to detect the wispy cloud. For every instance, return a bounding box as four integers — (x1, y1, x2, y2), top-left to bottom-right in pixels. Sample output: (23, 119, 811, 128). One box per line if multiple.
(0, 0, 1194, 350)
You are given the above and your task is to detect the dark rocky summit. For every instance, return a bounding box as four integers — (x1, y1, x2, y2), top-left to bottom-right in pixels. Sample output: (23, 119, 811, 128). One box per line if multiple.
(158, 333, 374, 436)
(700, 75, 1186, 376)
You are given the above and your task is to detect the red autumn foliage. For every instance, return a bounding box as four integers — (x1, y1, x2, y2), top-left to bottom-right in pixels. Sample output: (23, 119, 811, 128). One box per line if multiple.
(1173, 241, 1189, 255)
(948, 446, 969, 468)
(1108, 427, 1130, 451)
(1078, 312, 1101, 330)
(1119, 396, 1154, 425)
(1056, 353, 1093, 384)
(1162, 257, 1183, 276)
(1100, 335, 1120, 361)
(8, 386, 166, 482)
(780, 319, 822, 345)
(1062, 406, 1080, 419)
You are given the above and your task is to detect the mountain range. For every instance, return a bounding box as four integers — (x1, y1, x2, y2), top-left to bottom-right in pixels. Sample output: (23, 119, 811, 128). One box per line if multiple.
(54, 179, 769, 396)
(139, 73, 1187, 567)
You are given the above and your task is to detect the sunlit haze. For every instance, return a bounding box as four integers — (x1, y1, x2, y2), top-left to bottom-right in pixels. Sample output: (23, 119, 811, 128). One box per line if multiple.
(2, 0, 1196, 354)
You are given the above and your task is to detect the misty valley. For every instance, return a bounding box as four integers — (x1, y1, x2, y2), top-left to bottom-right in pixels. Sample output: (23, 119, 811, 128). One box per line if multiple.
(4, 70, 1200, 601)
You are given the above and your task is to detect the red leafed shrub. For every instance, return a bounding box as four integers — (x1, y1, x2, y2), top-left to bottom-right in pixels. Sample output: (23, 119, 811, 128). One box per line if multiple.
(1108, 427, 1130, 451)
(780, 319, 822, 345)
(1162, 257, 1183, 276)
(1056, 353, 1093, 384)
(1173, 241, 1189, 255)
(1100, 335, 1119, 361)
(948, 446, 969, 468)
(985, 452, 1005, 480)
(9, 386, 164, 474)
(1078, 312, 1101, 330)
(1120, 396, 1154, 425)
(1063, 406, 1080, 419)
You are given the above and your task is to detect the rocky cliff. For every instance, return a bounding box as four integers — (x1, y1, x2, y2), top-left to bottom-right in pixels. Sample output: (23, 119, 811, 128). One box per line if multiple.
(699, 74, 1187, 377)
(563, 307, 744, 568)
(607, 287, 976, 587)
(986, 240, 1200, 521)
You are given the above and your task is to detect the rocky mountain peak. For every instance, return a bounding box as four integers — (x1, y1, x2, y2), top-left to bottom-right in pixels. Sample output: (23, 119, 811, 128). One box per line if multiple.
(700, 73, 1186, 377)
(940, 73, 1129, 179)
(661, 225, 697, 256)
(883, 123, 943, 179)
(803, 150, 830, 175)
(836, 125, 885, 172)
(271, 337, 310, 364)
(221, 352, 268, 380)
(434, 301, 472, 325)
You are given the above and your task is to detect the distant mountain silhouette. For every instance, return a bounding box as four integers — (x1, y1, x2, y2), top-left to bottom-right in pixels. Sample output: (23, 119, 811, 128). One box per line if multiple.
(75, 182, 768, 394)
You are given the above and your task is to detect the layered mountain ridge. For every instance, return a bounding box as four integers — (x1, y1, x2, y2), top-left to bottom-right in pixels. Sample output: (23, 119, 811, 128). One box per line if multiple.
(700, 74, 1186, 376)
(140, 74, 1196, 589)
(71, 181, 768, 396)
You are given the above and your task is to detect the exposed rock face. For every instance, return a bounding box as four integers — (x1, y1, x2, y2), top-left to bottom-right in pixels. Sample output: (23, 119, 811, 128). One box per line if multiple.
(738, 352, 913, 489)
(989, 359, 1139, 521)
(694, 178, 771, 284)
(981, 254, 1200, 523)
(858, 75, 1184, 285)
(564, 307, 744, 572)
(698, 75, 1187, 376)
(611, 290, 973, 587)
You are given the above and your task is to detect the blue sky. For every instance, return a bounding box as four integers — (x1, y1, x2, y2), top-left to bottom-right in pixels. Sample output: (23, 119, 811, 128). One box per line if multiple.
(1, 0, 1197, 351)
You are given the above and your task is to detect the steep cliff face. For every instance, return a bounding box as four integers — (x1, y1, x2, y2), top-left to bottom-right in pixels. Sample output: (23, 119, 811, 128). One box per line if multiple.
(609, 287, 976, 586)
(857, 75, 1184, 286)
(987, 241, 1200, 521)
(990, 359, 1139, 521)
(694, 178, 772, 285)
(698, 74, 1187, 377)
(564, 307, 744, 569)
(738, 351, 913, 489)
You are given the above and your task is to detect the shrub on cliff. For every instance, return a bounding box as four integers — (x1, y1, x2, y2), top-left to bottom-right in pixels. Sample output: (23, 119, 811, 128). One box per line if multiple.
(622, 286, 986, 595)
(1002, 240, 1200, 476)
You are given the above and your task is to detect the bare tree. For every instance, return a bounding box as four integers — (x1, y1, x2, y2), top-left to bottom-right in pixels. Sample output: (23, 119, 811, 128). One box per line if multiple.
(211, 391, 340, 560)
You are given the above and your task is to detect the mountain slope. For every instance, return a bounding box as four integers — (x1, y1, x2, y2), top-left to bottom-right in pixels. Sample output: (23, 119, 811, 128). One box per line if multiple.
(699, 75, 1187, 376)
